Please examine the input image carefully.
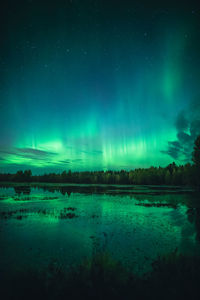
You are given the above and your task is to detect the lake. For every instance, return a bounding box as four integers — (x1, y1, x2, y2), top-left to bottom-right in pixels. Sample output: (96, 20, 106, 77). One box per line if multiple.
(0, 183, 200, 278)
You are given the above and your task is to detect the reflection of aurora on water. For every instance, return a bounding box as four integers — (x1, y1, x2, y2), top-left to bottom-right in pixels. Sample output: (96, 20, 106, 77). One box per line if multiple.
(0, 185, 200, 276)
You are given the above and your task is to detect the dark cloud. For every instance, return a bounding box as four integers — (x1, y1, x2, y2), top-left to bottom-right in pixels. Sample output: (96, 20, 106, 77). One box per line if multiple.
(0, 149, 16, 156)
(0, 147, 85, 169)
(161, 146, 180, 160)
(15, 148, 58, 161)
(58, 160, 70, 164)
(190, 120, 200, 137)
(175, 112, 189, 132)
(58, 158, 83, 164)
(18, 148, 57, 157)
(0, 147, 58, 162)
(162, 98, 200, 162)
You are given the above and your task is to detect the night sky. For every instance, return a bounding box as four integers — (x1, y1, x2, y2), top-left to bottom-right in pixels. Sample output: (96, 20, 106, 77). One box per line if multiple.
(0, 0, 200, 173)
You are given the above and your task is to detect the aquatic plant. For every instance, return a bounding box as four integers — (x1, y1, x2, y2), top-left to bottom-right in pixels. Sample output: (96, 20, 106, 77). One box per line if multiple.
(1, 251, 200, 299)
(59, 211, 77, 219)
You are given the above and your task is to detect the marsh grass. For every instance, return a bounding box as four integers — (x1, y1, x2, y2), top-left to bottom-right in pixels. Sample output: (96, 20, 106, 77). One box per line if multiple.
(1, 250, 200, 300)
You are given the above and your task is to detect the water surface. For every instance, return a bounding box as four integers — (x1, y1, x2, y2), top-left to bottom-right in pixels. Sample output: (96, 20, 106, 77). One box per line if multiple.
(0, 183, 200, 277)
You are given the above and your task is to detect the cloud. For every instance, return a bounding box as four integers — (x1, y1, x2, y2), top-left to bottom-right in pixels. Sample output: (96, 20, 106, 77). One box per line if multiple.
(0, 147, 56, 158)
(18, 148, 57, 157)
(175, 112, 189, 132)
(15, 148, 58, 161)
(0, 147, 59, 166)
(58, 158, 83, 165)
(162, 98, 200, 162)
(58, 159, 70, 164)
(0, 146, 87, 170)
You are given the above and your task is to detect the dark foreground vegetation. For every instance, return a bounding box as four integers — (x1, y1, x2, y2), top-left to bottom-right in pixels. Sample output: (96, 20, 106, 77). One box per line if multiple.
(0, 136, 200, 186)
(1, 251, 200, 300)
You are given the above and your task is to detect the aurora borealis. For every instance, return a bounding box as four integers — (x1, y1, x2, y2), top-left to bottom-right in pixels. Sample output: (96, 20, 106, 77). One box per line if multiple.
(0, 0, 200, 173)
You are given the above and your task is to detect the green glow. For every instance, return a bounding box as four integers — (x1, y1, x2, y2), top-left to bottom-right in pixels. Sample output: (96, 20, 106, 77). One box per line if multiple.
(1, 125, 177, 171)
(0, 9, 197, 173)
(162, 30, 186, 102)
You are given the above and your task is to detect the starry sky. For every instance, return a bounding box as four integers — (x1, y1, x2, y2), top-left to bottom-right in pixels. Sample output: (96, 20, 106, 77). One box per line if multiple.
(0, 0, 200, 173)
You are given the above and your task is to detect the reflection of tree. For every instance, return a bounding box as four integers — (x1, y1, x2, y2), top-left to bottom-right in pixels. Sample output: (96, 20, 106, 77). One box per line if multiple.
(14, 186, 31, 195)
(60, 187, 66, 196)
(187, 208, 200, 242)
(67, 191, 72, 197)
(59, 187, 72, 196)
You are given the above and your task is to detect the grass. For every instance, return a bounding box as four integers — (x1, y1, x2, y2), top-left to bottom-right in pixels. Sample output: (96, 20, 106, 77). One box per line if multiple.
(1, 250, 200, 300)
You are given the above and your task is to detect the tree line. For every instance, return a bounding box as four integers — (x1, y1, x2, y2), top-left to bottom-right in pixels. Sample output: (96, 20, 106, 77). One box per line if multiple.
(0, 136, 199, 186)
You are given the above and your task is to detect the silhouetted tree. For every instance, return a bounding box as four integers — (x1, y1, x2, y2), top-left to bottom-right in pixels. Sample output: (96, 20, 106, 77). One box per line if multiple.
(61, 171, 67, 182)
(15, 170, 24, 182)
(24, 170, 32, 182)
(192, 135, 200, 186)
(192, 135, 200, 167)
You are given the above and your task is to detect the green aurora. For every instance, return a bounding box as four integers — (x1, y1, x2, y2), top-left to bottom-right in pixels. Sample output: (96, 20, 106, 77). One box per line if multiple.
(0, 1, 200, 173)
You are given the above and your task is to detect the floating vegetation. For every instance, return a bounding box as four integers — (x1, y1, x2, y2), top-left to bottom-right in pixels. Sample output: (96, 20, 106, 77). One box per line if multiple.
(59, 212, 78, 219)
(37, 209, 48, 215)
(16, 215, 28, 220)
(58, 207, 78, 219)
(135, 202, 178, 209)
(65, 207, 76, 211)
(13, 196, 32, 201)
(40, 196, 59, 201)
(91, 214, 99, 218)
(0, 206, 79, 220)
(13, 196, 59, 201)
(0, 209, 29, 219)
